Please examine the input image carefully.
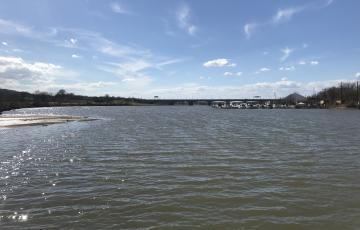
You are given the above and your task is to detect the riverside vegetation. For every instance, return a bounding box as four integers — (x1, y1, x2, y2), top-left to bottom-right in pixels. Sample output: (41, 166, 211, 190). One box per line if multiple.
(1, 81, 359, 113)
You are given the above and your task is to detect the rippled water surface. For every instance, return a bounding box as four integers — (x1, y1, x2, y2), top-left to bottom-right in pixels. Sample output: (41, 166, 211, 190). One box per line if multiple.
(1, 106, 360, 229)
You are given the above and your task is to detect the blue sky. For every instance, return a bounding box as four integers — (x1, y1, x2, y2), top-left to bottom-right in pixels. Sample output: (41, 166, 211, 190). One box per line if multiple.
(0, 0, 359, 98)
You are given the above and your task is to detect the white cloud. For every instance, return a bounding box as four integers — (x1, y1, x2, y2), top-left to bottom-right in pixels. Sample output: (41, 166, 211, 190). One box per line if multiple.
(244, 1, 334, 38)
(0, 55, 119, 95)
(55, 28, 152, 59)
(244, 23, 258, 39)
(224, 71, 242, 76)
(45, 81, 118, 94)
(117, 59, 152, 73)
(0, 56, 61, 82)
(99, 56, 184, 89)
(0, 19, 155, 62)
(156, 58, 188, 69)
(310, 61, 319, 65)
(2, 41, 8, 46)
(59, 38, 78, 48)
(203, 58, 236, 68)
(110, 2, 129, 14)
(255, 67, 271, 74)
(12, 48, 23, 53)
(272, 8, 302, 24)
(121, 75, 152, 88)
(0, 18, 34, 38)
(279, 66, 295, 71)
(324, 0, 335, 7)
(297, 60, 320, 66)
(176, 4, 197, 36)
(142, 78, 350, 99)
(0, 19, 152, 62)
(71, 54, 81, 58)
(0, 55, 83, 93)
(281, 47, 293, 62)
(355, 72, 360, 79)
(98, 59, 155, 88)
(69, 38, 77, 47)
(98, 40, 150, 58)
(70, 38, 77, 44)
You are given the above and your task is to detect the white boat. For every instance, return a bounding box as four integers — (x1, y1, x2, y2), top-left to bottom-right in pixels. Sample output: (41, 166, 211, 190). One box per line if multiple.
(211, 101, 227, 108)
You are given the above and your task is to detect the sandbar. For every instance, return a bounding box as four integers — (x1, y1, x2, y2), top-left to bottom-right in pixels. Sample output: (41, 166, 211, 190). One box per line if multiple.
(0, 115, 97, 128)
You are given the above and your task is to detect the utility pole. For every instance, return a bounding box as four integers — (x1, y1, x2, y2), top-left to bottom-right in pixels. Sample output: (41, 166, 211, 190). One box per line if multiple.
(340, 82, 343, 104)
(357, 81, 359, 108)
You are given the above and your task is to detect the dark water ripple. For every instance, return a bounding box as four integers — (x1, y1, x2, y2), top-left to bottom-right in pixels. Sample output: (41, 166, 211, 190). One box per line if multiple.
(1, 106, 360, 229)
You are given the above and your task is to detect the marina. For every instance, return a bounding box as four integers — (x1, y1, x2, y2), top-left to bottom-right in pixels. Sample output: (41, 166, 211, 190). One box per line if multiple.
(211, 100, 305, 109)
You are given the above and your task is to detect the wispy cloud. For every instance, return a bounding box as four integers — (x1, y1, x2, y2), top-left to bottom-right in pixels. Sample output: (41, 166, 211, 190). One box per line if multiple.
(110, 2, 130, 14)
(255, 67, 271, 74)
(203, 58, 236, 67)
(176, 4, 197, 36)
(0, 18, 34, 37)
(279, 66, 295, 71)
(70, 38, 77, 44)
(324, 0, 335, 7)
(224, 71, 242, 76)
(244, 23, 258, 39)
(310, 61, 319, 65)
(99, 60, 153, 88)
(244, 0, 334, 38)
(156, 58, 188, 69)
(12, 48, 23, 53)
(280, 47, 293, 62)
(162, 18, 176, 37)
(356, 72, 360, 79)
(98, 56, 185, 87)
(297, 59, 320, 66)
(2, 41, 8, 46)
(0, 17, 188, 93)
(272, 7, 303, 24)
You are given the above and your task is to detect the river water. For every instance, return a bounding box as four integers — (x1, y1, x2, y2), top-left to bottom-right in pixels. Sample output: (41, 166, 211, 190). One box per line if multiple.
(1, 106, 360, 229)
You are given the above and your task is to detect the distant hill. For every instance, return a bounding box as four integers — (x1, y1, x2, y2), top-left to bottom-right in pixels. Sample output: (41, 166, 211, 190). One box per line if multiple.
(0, 88, 32, 100)
(284, 93, 306, 103)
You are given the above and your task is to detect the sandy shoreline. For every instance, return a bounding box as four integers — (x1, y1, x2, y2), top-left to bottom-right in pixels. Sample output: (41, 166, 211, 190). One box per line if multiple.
(0, 115, 97, 128)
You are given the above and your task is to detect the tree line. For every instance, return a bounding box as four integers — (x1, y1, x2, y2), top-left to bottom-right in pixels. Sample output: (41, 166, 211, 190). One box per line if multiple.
(0, 89, 150, 113)
(308, 82, 360, 108)
(1, 82, 360, 113)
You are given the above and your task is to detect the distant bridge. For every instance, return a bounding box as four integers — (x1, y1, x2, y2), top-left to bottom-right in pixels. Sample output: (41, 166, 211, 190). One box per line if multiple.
(142, 98, 280, 106)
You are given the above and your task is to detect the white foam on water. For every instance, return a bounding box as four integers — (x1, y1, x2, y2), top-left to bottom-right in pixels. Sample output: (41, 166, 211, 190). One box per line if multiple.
(18, 214, 28, 221)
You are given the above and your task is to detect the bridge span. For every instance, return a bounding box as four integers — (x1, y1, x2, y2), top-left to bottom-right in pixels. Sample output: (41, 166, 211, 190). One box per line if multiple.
(142, 98, 280, 106)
